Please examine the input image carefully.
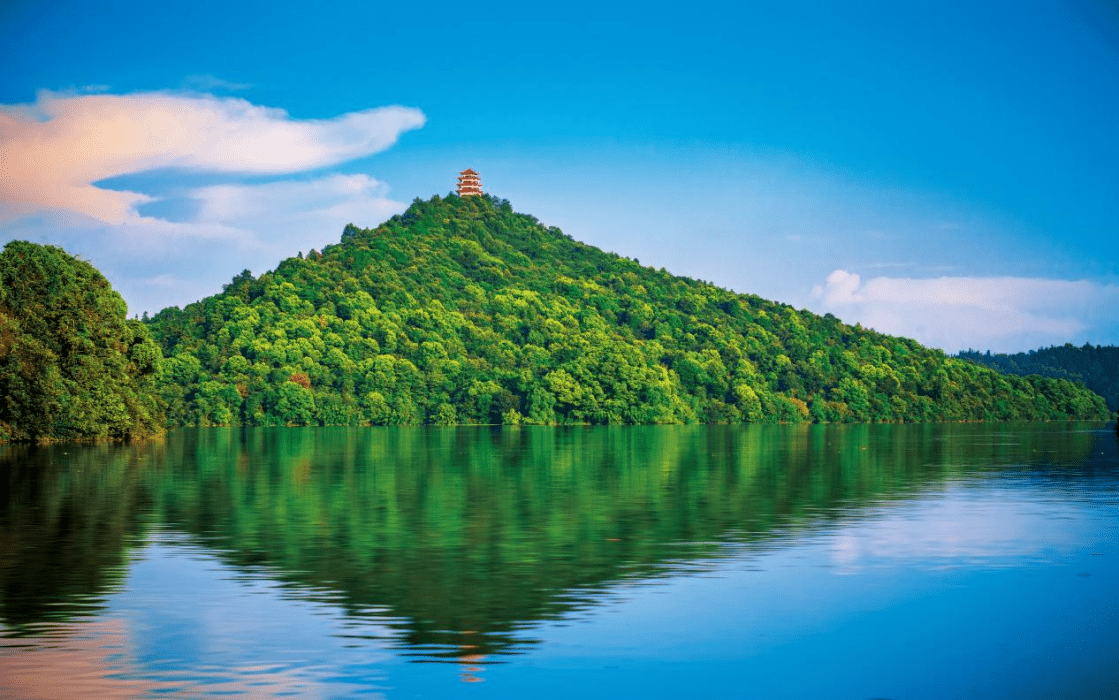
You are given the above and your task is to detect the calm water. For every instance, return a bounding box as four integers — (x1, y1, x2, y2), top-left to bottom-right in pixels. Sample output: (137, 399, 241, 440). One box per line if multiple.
(1, 423, 1117, 699)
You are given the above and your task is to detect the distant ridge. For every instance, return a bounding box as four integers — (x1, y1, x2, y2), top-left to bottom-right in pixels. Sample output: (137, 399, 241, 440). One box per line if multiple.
(958, 344, 1118, 412)
(146, 194, 1108, 426)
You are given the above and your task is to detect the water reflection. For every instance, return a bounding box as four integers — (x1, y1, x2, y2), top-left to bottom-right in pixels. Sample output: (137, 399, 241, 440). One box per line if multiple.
(0, 423, 1109, 663)
(0, 441, 157, 636)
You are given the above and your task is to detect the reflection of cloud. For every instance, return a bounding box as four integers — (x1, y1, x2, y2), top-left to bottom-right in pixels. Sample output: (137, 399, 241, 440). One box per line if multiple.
(0, 90, 424, 224)
(829, 492, 1082, 573)
(0, 535, 400, 700)
(0, 615, 354, 699)
(813, 269, 1119, 352)
(0, 618, 173, 699)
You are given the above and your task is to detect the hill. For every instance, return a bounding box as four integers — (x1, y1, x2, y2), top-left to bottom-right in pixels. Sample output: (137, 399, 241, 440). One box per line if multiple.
(958, 344, 1119, 412)
(0, 241, 164, 442)
(146, 194, 1108, 426)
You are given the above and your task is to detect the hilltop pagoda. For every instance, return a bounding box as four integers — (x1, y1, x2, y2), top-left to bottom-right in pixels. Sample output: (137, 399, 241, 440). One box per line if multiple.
(457, 169, 482, 197)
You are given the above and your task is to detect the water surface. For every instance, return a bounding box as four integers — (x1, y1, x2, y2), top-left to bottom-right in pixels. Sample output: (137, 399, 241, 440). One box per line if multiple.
(1, 423, 1116, 698)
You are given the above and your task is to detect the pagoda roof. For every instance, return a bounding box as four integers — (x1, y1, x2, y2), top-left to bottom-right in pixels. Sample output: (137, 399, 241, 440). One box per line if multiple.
(459, 169, 478, 175)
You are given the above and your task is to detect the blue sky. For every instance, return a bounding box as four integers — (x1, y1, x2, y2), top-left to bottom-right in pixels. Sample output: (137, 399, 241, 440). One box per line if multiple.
(1, 0, 1117, 352)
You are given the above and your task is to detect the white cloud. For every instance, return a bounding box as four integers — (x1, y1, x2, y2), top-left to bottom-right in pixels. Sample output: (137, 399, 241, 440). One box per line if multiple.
(0, 90, 425, 224)
(813, 269, 1119, 352)
(0, 89, 426, 314)
(194, 173, 392, 226)
(3, 174, 408, 315)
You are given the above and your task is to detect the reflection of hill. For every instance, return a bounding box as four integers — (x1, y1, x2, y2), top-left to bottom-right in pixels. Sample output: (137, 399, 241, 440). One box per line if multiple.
(0, 425, 1103, 657)
(0, 441, 159, 634)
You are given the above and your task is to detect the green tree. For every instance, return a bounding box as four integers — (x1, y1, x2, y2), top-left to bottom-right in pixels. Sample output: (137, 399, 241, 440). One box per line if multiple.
(0, 241, 164, 441)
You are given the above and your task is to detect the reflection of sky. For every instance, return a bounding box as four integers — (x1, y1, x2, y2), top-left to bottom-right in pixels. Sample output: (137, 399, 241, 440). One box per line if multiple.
(4, 470, 1117, 699)
(505, 479, 1118, 700)
(0, 618, 173, 700)
(827, 485, 1091, 572)
(108, 534, 402, 698)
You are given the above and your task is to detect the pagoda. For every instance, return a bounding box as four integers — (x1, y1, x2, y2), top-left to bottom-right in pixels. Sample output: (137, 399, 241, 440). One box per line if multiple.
(457, 169, 483, 197)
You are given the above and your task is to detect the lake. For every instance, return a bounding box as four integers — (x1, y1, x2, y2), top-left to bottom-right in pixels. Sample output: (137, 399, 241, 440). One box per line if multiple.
(1, 423, 1117, 699)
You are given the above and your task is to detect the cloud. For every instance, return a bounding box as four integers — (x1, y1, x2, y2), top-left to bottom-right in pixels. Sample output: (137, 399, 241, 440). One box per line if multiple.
(181, 74, 253, 92)
(194, 173, 393, 226)
(0, 89, 425, 314)
(0, 90, 425, 224)
(8, 173, 407, 315)
(813, 269, 1119, 352)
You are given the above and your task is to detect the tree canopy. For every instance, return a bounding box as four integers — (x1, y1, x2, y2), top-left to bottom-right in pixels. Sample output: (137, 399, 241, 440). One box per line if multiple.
(0, 241, 164, 442)
(146, 194, 1109, 426)
(958, 344, 1119, 413)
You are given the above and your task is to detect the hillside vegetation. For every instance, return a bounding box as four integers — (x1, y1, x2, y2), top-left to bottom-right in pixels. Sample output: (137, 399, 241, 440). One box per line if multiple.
(0, 241, 164, 442)
(958, 345, 1118, 412)
(147, 194, 1108, 426)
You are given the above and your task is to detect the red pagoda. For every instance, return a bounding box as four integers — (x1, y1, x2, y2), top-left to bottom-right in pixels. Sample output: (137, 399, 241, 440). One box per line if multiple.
(457, 169, 482, 197)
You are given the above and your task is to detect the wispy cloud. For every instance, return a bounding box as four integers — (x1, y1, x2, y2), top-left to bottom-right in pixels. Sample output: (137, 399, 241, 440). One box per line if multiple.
(0, 90, 425, 224)
(181, 74, 253, 92)
(193, 173, 393, 226)
(0, 89, 424, 314)
(813, 269, 1119, 352)
(10, 173, 406, 315)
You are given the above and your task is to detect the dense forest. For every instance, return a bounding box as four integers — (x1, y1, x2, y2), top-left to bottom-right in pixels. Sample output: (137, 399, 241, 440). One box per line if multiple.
(145, 194, 1108, 426)
(958, 345, 1118, 412)
(0, 241, 164, 442)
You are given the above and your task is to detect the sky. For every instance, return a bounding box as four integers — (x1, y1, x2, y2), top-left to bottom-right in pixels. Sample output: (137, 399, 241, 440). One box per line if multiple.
(1, 0, 1117, 353)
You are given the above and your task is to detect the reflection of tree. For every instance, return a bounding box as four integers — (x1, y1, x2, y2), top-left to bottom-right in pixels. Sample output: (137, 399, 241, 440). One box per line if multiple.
(0, 424, 1102, 658)
(0, 441, 163, 634)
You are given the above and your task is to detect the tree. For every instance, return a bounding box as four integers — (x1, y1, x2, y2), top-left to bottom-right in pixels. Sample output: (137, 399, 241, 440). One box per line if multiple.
(0, 242, 164, 441)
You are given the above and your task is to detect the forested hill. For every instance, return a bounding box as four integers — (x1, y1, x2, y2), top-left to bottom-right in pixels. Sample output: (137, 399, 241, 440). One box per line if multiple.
(958, 345, 1119, 412)
(146, 194, 1108, 426)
